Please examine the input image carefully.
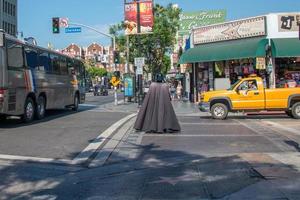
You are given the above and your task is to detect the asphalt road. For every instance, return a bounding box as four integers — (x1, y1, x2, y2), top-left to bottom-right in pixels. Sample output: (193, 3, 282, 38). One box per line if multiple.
(0, 92, 127, 160)
(1, 99, 300, 199)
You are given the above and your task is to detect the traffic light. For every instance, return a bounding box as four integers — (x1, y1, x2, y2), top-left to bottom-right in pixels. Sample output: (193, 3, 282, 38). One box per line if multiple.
(52, 17, 60, 34)
(113, 51, 120, 64)
(113, 71, 120, 78)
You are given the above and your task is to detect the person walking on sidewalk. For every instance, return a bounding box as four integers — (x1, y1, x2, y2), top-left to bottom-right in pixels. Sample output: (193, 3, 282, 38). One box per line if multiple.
(176, 81, 183, 100)
(134, 73, 181, 133)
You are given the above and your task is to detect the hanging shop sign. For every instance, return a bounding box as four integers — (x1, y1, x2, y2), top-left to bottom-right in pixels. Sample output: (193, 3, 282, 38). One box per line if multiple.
(278, 13, 300, 32)
(193, 16, 266, 44)
(124, 0, 153, 35)
(256, 57, 266, 70)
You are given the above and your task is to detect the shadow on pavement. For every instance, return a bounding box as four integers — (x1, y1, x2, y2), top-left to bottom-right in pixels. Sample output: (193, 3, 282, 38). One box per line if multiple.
(1, 140, 299, 200)
(0, 105, 96, 128)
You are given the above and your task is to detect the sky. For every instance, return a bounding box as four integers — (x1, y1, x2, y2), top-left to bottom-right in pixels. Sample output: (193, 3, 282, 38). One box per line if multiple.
(19, 0, 300, 49)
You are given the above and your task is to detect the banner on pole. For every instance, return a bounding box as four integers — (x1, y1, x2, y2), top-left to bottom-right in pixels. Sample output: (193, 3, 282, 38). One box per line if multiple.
(124, 0, 153, 35)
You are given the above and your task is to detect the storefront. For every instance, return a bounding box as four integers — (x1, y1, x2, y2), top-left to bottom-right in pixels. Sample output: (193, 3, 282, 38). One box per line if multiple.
(180, 13, 300, 103)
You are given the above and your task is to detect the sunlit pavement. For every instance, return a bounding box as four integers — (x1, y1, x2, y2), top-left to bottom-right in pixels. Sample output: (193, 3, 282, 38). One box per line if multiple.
(1, 100, 300, 199)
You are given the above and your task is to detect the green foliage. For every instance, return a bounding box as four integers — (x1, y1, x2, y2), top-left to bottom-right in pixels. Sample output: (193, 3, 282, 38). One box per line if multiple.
(109, 3, 181, 75)
(87, 67, 107, 79)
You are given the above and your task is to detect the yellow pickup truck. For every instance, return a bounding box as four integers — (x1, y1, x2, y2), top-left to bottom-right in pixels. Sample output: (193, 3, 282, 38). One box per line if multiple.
(199, 76, 300, 119)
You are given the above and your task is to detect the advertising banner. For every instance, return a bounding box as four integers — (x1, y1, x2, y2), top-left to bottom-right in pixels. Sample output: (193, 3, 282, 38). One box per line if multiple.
(124, 2, 138, 35)
(124, 76, 134, 97)
(193, 16, 266, 45)
(124, 1, 153, 35)
(139, 1, 154, 33)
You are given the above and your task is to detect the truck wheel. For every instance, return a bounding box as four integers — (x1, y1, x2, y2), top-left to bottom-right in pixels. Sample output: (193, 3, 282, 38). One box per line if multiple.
(211, 103, 228, 120)
(72, 94, 79, 111)
(291, 102, 300, 119)
(22, 97, 35, 123)
(36, 96, 46, 120)
(285, 110, 293, 118)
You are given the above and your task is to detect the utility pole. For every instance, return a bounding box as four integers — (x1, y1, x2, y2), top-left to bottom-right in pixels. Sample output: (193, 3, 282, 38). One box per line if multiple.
(136, 0, 143, 107)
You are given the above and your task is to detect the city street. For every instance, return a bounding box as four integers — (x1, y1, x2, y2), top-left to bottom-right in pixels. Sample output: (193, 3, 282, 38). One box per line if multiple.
(1, 100, 300, 199)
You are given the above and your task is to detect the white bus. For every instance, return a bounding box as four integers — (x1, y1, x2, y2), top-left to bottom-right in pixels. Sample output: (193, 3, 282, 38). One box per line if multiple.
(0, 30, 86, 122)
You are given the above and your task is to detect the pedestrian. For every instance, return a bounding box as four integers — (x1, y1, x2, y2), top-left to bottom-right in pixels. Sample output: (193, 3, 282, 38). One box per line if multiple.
(170, 84, 176, 100)
(176, 81, 182, 100)
(134, 72, 181, 133)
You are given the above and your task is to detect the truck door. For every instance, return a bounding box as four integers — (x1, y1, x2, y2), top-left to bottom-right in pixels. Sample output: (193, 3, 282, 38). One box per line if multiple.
(232, 79, 265, 110)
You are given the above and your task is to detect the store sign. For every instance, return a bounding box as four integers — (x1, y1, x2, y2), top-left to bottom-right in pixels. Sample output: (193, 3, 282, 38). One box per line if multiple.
(179, 10, 226, 35)
(193, 16, 266, 44)
(256, 57, 266, 70)
(124, 1, 153, 35)
(278, 13, 300, 32)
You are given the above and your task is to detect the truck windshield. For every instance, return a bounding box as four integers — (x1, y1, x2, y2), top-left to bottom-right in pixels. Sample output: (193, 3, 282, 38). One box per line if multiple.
(227, 80, 241, 90)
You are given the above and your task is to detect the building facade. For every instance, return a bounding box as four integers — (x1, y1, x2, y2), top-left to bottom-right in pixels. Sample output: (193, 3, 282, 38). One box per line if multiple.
(0, 0, 17, 36)
(61, 43, 82, 59)
(180, 12, 300, 103)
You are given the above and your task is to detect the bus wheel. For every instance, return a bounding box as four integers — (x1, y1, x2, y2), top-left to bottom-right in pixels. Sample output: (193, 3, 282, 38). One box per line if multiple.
(72, 94, 79, 111)
(36, 96, 46, 120)
(22, 97, 35, 123)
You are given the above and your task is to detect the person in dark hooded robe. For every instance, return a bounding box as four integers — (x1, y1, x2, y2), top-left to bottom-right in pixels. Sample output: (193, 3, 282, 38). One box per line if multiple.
(134, 73, 181, 133)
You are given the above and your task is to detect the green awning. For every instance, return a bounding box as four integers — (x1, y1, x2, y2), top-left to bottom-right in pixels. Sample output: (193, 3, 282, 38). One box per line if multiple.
(271, 38, 300, 57)
(179, 38, 268, 64)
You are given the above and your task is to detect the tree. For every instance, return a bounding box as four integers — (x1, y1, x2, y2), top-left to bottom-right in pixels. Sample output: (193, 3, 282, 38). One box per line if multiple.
(87, 67, 107, 79)
(109, 3, 181, 75)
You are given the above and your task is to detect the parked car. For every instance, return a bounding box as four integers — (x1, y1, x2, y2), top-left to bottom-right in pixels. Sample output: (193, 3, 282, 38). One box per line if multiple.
(199, 76, 300, 119)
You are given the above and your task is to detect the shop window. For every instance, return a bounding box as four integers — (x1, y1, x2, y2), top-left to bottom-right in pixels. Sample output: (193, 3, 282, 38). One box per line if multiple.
(214, 61, 225, 78)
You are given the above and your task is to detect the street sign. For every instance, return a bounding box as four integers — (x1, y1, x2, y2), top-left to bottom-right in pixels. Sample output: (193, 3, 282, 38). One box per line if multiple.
(65, 27, 82, 33)
(110, 76, 120, 87)
(136, 65, 143, 75)
(60, 18, 69, 28)
(135, 57, 145, 75)
(134, 57, 145, 66)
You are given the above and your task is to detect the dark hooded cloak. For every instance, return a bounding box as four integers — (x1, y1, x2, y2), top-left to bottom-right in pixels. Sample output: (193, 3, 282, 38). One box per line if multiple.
(134, 82, 181, 133)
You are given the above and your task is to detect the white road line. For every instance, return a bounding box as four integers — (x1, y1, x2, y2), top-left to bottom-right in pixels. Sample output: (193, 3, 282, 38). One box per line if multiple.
(180, 122, 239, 125)
(264, 121, 300, 136)
(143, 134, 259, 137)
(71, 113, 137, 165)
(89, 118, 135, 168)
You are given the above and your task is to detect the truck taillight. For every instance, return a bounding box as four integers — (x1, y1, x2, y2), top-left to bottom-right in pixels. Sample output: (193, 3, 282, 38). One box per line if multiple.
(0, 89, 6, 103)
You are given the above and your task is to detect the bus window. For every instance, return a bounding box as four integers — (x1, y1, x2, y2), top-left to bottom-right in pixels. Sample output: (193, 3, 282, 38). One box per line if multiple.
(50, 54, 60, 74)
(59, 56, 68, 75)
(6, 40, 23, 69)
(24, 47, 38, 70)
(38, 51, 51, 72)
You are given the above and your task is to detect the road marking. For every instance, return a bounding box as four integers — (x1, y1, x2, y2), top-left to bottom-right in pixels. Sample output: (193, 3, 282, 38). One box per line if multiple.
(71, 113, 137, 165)
(180, 122, 239, 125)
(264, 121, 300, 136)
(143, 134, 260, 137)
(88, 118, 135, 168)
